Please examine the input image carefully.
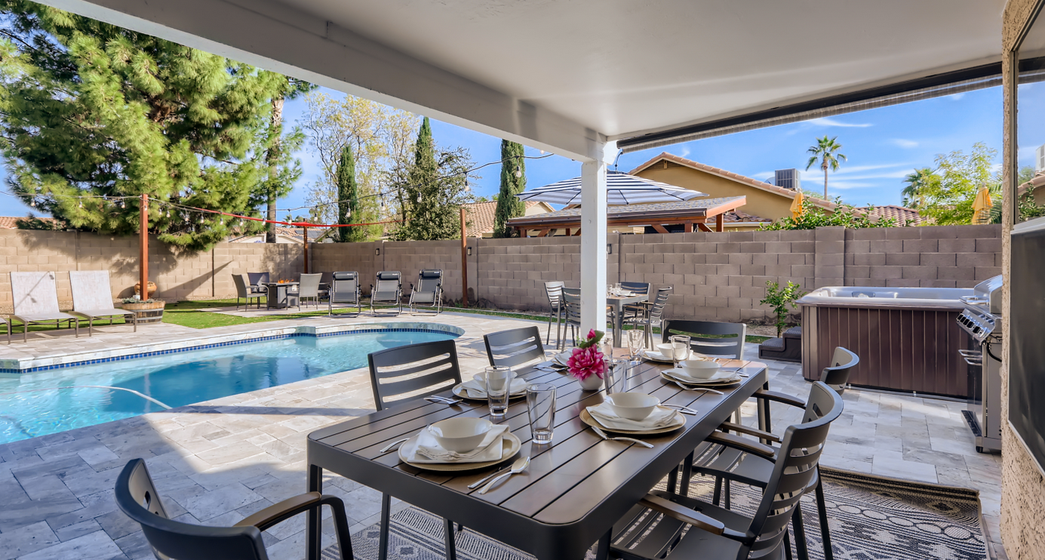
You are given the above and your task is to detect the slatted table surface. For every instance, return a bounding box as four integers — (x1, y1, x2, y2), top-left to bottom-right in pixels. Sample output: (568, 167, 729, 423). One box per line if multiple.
(306, 359, 768, 560)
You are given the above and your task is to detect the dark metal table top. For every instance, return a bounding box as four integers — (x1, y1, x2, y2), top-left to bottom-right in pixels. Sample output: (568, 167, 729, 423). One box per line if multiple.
(306, 359, 768, 560)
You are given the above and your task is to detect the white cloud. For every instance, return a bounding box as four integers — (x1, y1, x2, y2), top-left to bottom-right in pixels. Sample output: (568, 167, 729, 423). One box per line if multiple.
(678, 146, 691, 158)
(948, 93, 966, 101)
(890, 139, 919, 148)
(806, 117, 872, 128)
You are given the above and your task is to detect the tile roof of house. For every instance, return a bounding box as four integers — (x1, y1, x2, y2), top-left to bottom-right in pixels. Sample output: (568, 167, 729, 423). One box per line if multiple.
(508, 196, 747, 226)
(854, 205, 923, 225)
(462, 200, 548, 236)
(0, 216, 63, 229)
(629, 152, 838, 210)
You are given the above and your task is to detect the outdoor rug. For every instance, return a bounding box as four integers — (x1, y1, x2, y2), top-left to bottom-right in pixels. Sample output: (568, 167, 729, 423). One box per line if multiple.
(324, 467, 989, 560)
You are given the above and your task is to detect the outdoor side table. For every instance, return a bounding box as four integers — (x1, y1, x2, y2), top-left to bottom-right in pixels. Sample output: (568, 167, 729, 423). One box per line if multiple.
(264, 282, 299, 309)
(305, 360, 769, 560)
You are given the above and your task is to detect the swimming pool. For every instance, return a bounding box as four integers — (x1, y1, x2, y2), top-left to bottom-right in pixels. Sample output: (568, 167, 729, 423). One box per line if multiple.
(0, 327, 460, 444)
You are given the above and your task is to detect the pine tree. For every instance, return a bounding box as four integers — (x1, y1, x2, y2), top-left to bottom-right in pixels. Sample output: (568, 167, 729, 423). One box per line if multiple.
(493, 140, 526, 238)
(0, 1, 305, 251)
(335, 144, 364, 242)
(264, 79, 314, 243)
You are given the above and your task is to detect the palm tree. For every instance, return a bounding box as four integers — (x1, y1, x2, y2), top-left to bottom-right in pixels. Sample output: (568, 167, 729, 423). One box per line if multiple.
(901, 167, 936, 209)
(805, 136, 847, 198)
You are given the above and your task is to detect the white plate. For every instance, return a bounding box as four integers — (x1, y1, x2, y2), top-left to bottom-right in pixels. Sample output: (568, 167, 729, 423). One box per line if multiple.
(661, 369, 742, 387)
(554, 351, 573, 367)
(643, 349, 674, 363)
(580, 408, 685, 435)
(452, 383, 528, 401)
(399, 433, 521, 472)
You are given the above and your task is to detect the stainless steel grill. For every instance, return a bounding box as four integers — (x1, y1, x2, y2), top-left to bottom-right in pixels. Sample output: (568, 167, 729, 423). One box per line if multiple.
(956, 275, 1002, 453)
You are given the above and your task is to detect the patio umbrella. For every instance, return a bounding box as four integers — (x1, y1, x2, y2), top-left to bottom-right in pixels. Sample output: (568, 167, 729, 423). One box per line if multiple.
(971, 186, 993, 224)
(516, 171, 705, 206)
(790, 191, 805, 219)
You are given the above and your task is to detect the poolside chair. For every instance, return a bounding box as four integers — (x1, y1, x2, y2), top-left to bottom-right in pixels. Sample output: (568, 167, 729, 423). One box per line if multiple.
(297, 273, 328, 310)
(232, 274, 263, 311)
(408, 269, 443, 314)
(328, 271, 362, 316)
(116, 458, 354, 560)
(246, 272, 269, 296)
(370, 271, 402, 315)
(484, 326, 546, 368)
(69, 271, 137, 336)
(543, 281, 565, 347)
(10, 271, 79, 342)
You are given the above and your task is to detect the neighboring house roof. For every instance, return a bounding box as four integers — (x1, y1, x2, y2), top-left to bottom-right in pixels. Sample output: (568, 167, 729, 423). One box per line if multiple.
(229, 226, 330, 243)
(629, 152, 838, 211)
(462, 200, 553, 236)
(854, 205, 923, 225)
(0, 216, 63, 229)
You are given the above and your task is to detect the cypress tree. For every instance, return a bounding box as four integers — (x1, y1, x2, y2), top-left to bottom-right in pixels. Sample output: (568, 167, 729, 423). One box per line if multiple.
(493, 140, 526, 237)
(392, 117, 470, 240)
(335, 144, 363, 242)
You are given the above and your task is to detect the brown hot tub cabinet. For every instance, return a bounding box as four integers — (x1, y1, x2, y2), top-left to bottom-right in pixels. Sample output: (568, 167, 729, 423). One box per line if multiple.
(797, 287, 972, 398)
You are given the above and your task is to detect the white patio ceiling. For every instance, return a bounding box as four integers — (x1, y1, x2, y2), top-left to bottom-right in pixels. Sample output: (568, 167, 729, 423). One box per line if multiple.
(44, 0, 1004, 160)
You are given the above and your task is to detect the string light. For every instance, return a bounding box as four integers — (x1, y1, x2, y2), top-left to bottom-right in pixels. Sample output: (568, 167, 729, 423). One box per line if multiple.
(514, 166, 522, 178)
(78, 198, 83, 209)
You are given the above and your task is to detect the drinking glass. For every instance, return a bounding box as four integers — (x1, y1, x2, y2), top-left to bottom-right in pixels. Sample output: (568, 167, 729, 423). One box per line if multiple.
(670, 335, 691, 369)
(613, 282, 622, 295)
(627, 329, 645, 363)
(484, 366, 513, 418)
(605, 360, 630, 394)
(526, 383, 556, 444)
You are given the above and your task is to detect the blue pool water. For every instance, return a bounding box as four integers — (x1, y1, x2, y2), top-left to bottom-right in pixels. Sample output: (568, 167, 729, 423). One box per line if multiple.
(0, 330, 458, 444)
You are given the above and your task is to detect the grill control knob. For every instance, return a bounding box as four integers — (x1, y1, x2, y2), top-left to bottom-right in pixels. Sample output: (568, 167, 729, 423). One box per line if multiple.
(972, 326, 981, 333)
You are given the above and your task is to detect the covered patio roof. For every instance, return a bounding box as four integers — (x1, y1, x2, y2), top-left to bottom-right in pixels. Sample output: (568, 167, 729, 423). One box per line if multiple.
(508, 196, 747, 236)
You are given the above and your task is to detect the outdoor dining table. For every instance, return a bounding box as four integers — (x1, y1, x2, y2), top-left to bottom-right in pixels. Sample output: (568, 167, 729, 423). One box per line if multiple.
(305, 358, 769, 560)
(263, 281, 299, 309)
(607, 292, 647, 345)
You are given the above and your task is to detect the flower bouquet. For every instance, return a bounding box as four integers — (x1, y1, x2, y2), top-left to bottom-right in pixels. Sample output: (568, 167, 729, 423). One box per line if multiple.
(568, 329, 609, 390)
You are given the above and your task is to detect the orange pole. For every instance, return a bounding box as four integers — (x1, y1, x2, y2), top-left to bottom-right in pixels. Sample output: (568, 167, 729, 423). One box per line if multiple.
(302, 226, 309, 274)
(460, 208, 468, 307)
(140, 193, 148, 299)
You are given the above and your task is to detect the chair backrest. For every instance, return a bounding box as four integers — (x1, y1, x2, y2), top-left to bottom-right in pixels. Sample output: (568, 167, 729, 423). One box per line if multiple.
(662, 319, 746, 360)
(744, 382, 843, 559)
(647, 286, 672, 324)
(330, 271, 359, 303)
(246, 272, 269, 287)
(484, 326, 546, 368)
(822, 346, 859, 395)
(232, 274, 251, 298)
(620, 281, 650, 297)
(69, 271, 116, 311)
(374, 271, 401, 294)
(563, 290, 582, 326)
(299, 273, 322, 298)
(368, 339, 463, 410)
(116, 459, 269, 560)
(11, 271, 63, 315)
(544, 281, 564, 309)
(414, 269, 442, 293)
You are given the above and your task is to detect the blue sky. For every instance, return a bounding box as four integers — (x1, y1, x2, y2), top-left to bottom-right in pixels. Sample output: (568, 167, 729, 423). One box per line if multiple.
(0, 85, 1005, 218)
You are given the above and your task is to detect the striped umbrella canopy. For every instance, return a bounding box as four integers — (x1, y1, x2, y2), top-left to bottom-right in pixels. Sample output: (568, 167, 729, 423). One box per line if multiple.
(516, 171, 705, 206)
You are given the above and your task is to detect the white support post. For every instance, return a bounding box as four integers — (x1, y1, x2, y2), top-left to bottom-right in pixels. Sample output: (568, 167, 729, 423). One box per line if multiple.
(580, 152, 609, 337)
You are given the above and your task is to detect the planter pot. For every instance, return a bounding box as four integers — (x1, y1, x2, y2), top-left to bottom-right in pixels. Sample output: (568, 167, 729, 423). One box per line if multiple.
(122, 300, 165, 324)
(574, 374, 604, 391)
(134, 281, 158, 299)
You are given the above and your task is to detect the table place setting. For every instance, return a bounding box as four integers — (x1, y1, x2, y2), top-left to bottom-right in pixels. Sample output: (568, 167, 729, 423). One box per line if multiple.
(397, 417, 522, 471)
(660, 356, 743, 387)
(453, 368, 530, 400)
(581, 392, 686, 435)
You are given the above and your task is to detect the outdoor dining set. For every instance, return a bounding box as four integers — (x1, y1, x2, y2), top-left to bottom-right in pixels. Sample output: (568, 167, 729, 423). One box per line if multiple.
(231, 269, 445, 316)
(113, 315, 861, 560)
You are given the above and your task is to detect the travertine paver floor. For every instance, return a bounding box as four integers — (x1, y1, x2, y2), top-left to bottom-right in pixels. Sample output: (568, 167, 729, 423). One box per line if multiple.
(0, 311, 1005, 559)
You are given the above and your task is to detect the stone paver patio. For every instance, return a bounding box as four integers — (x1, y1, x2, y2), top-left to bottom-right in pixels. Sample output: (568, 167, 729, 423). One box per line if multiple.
(0, 309, 1005, 559)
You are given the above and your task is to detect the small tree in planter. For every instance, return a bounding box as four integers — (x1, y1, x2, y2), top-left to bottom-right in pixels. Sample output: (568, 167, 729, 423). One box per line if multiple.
(760, 281, 804, 337)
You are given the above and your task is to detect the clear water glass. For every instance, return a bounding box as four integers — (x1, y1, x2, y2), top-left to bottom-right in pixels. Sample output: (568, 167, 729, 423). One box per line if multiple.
(526, 383, 556, 445)
(627, 329, 645, 363)
(670, 335, 691, 368)
(484, 366, 512, 418)
(605, 360, 629, 394)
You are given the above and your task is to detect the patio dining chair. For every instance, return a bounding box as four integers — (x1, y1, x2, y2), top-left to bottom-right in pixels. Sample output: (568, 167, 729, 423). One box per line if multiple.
(69, 270, 137, 336)
(408, 269, 443, 314)
(610, 381, 843, 560)
(368, 340, 464, 560)
(662, 319, 746, 361)
(484, 326, 546, 368)
(297, 273, 328, 309)
(115, 458, 354, 560)
(544, 281, 566, 347)
(10, 271, 79, 342)
(623, 286, 672, 348)
(233, 274, 263, 311)
(246, 272, 270, 295)
(619, 281, 651, 320)
(370, 271, 403, 315)
(328, 271, 362, 316)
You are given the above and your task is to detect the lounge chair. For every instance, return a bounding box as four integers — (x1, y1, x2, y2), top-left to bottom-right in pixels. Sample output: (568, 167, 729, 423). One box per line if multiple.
(10, 271, 79, 342)
(408, 269, 443, 314)
(370, 271, 402, 315)
(69, 271, 137, 336)
(328, 271, 362, 316)
(232, 274, 263, 310)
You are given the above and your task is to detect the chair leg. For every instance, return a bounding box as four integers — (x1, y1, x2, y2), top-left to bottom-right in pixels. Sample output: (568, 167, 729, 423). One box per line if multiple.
(792, 502, 810, 560)
(444, 518, 457, 560)
(815, 471, 834, 560)
(379, 493, 391, 560)
(320, 496, 355, 560)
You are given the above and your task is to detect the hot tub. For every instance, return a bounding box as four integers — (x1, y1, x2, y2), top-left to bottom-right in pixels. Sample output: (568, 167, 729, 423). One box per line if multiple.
(797, 286, 973, 398)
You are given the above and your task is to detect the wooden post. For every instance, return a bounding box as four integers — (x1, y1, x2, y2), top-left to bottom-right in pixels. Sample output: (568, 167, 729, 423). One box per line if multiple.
(139, 193, 148, 299)
(716, 213, 725, 232)
(303, 226, 309, 273)
(460, 208, 468, 307)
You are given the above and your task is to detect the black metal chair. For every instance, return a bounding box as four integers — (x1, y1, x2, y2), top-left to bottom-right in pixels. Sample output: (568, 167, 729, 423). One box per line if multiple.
(328, 271, 362, 316)
(820, 347, 859, 396)
(368, 340, 464, 560)
(619, 281, 651, 319)
(624, 286, 672, 348)
(610, 381, 843, 560)
(662, 319, 747, 360)
(544, 281, 566, 347)
(115, 458, 354, 560)
(484, 326, 546, 368)
(409, 269, 443, 314)
(560, 289, 583, 350)
(370, 271, 402, 315)
(232, 274, 263, 311)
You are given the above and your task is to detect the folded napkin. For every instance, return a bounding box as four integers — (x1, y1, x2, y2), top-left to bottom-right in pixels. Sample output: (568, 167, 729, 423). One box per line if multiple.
(409, 424, 510, 463)
(460, 378, 529, 399)
(587, 402, 679, 431)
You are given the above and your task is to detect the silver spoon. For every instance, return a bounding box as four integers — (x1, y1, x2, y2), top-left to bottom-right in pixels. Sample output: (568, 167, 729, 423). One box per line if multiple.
(590, 425, 654, 448)
(669, 380, 724, 395)
(379, 438, 409, 453)
(468, 463, 518, 489)
(478, 456, 530, 494)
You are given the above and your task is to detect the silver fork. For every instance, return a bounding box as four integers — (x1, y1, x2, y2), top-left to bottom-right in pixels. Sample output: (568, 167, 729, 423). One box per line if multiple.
(379, 438, 409, 453)
(478, 456, 530, 494)
(468, 463, 517, 489)
(669, 380, 724, 395)
(660, 403, 697, 415)
(425, 396, 462, 405)
(590, 425, 654, 448)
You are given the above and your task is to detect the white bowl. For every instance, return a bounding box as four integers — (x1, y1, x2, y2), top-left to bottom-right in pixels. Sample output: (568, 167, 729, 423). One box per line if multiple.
(428, 418, 493, 452)
(606, 392, 660, 421)
(655, 343, 675, 357)
(680, 357, 720, 380)
(473, 370, 517, 391)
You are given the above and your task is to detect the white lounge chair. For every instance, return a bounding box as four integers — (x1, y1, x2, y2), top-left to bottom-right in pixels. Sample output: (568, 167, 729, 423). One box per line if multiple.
(10, 271, 79, 342)
(69, 271, 137, 336)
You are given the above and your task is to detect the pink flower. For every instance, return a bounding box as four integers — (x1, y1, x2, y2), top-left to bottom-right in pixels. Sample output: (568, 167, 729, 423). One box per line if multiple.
(567, 345, 607, 381)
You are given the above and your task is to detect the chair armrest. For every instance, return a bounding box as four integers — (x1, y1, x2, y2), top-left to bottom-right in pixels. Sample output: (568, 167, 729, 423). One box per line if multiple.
(705, 431, 777, 460)
(753, 389, 805, 409)
(718, 421, 781, 444)
(640, 493, 725, 535)
(235, 491, 324, 531)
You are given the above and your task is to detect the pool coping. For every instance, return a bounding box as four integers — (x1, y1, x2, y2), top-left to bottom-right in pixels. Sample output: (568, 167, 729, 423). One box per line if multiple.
(0, 321, 465, 374)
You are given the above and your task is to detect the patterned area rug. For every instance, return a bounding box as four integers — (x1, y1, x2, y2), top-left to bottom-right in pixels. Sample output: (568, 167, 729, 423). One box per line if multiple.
(325, 468, 989, 560)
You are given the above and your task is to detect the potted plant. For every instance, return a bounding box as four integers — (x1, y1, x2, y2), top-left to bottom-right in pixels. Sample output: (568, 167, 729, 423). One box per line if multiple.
(121, 298, 166, 323)
(759, 280, 804, 337)
(567, 329, 609, 390)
